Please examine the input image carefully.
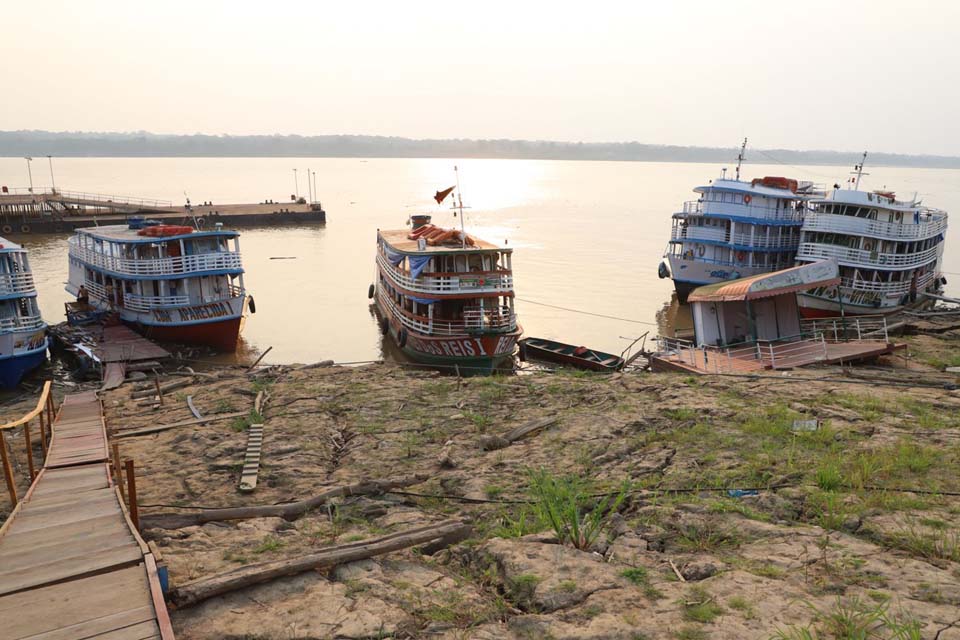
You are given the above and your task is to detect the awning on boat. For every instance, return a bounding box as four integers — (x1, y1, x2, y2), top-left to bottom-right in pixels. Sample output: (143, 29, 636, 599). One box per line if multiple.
(688, 259, 839, 303)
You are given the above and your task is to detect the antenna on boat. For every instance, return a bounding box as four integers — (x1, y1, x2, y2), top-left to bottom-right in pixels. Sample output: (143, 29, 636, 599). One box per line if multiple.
(454, 165, 466, 248)
(852, 151, 868, 190)
(735, 137, 747, 181)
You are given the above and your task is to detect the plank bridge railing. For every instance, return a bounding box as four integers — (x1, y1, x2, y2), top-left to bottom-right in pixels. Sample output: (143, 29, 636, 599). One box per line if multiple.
(0, 381, 55, 506)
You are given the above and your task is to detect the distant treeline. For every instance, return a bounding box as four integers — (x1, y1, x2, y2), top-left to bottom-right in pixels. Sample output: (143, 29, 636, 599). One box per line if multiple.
(2, 130, 958, 169)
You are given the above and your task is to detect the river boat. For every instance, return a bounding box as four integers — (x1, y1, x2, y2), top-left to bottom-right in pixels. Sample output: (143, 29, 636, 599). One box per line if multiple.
(519, 337, 624, 372)
(795, 153, 948, 317)
(0, 236, 47, 387)
(371, 214, 520, 373)
(659, 140, 821, 302)
(66, 221, 250, 351)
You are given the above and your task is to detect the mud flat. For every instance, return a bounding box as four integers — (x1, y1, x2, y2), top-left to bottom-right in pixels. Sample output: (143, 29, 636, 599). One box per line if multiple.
(4, 331, 960, 639)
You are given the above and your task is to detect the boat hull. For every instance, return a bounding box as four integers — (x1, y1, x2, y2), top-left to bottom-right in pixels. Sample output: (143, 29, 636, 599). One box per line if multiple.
(797, 292, 934, 319)
(0, 342, 48, 389)
(134, 317, 243, 352)
(667, 256, 774, 303)
(376, 303, 519, 374)
(520, 339, 624, 372)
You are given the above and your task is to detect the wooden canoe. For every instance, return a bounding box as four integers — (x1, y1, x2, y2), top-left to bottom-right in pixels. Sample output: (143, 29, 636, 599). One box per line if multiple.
(519, 337, 624, 372)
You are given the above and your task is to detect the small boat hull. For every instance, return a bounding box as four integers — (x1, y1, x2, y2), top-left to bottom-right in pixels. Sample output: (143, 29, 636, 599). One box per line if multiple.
(0, 342, 48, 389)
(519, 338, 624, 372)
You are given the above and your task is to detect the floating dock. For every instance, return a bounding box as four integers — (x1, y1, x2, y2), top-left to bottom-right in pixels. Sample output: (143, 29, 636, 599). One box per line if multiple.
(0, 188, 325, 234)
(0, 390, 175, 638)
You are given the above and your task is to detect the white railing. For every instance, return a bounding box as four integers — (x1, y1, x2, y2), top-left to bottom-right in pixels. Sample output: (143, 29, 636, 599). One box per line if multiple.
(0, 188, 171, 208)
(376, 252, 513, 295)
(656, 333, 830, 372)
(763, 335, 828, 369)
(0, 272, 36, 296)
(670, 226, 727, 244)
(377, 290, 517, 336)
(801, 315, 890, 343)
(730, 233, 799, 249)
(0, 314, 44, 331)
(797, 242, 941, 270)
(841, 271, 938, 295)
(680, 200, 804, 223)
(69, 240, 243, 276)
(123, 293, 191, 312)
(803, 212, 948, 241)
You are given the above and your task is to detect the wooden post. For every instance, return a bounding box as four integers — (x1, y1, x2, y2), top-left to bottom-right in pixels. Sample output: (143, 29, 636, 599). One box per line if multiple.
(38, 409, 47, 455)
(154, 376, 164, 406)
(46, 393, 54, 426)
(0, 432, 17, 506)
(112, 443, 126, 503)
(23, 420, 35, 480)
(125, 459, 139, 530)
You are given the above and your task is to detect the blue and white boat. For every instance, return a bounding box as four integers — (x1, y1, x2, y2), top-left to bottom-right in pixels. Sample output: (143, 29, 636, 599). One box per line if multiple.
(659, 141, 822, 302)
(0, 237, 48, 388)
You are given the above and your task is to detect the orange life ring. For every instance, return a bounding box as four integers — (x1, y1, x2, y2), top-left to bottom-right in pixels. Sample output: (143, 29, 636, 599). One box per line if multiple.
(737, 251, 746, 261)
(744, 194, 752, 204)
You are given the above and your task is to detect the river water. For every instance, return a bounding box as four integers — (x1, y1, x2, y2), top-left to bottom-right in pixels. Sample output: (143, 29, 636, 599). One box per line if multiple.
(2, 157, 959, 365)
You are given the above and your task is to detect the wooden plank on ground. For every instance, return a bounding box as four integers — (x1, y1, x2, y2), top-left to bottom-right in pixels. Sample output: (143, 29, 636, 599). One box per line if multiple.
(238, 422, 264, 492)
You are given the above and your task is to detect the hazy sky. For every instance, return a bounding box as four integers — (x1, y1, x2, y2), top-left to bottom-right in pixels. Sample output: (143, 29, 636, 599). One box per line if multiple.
(2, 0, 958, 155)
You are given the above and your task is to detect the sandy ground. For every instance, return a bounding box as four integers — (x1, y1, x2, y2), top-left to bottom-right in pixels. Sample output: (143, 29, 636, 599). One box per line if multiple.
(3, 331, 960, 639)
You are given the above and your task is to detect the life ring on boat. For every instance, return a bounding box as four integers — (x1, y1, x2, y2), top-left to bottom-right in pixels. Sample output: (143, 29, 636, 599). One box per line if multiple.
(1, 225, 12, 235)
(397, 327, 408, 348)
(196, 216, 206, 228)
(368, 284, 375, 299)
(736, 251, 746, 261)
(744, 195, 752, 204)
(20, 225, 30, 234)
(864, 241, 874, 252)
(894, 211, 902, 222)
(697, 245, 705, 257)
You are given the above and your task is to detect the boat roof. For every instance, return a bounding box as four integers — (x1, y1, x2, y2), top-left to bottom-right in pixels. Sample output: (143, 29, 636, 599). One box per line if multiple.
(0, 237, 24, 252)
(816, 188, 948, 216)
(688, 259, 839, 303)
(379, 229, 508, 254)
(694, 178, 812, 199)
(75, 224, 239, 244)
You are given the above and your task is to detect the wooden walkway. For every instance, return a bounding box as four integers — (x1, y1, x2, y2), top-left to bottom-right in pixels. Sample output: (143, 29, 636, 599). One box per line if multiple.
(0, 392, 175, 639)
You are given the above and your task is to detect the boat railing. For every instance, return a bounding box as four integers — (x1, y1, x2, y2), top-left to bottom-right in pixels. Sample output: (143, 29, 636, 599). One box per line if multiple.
(803, 211, 948, 241)
(667, 251, 793, 271)
(670, 225, 727, 244)
(797, 242, 941, 270)
(680, 200, 805, 222)
(123, 293, 191, 312)
(800, 315, 889, 343)
(840, 271, 938, 296)
(657, 332, 831, 373)
(0, 313, 45, 331)
(69, 240, 243, 276)
(0, 272, 36, 296)
(729, 233, 799, 249)
(378, 291, 517, 336)
(376, 252, 513, 295)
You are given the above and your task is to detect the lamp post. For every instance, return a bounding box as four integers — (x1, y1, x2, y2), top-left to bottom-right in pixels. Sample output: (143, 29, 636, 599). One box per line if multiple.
(292, 169, 299, 201)
(306, 167, 312, 204)
(24, 157, 34, 193)
(47, 156, 56, 192)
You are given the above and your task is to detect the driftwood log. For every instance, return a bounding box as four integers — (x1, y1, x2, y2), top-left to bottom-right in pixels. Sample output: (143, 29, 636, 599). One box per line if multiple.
(140, 475, 428, 529)
(480, 416, 558, 451)
(170, 519, 470, 608)
(130, 378, 193, 399)
(116, 411, 248, 438)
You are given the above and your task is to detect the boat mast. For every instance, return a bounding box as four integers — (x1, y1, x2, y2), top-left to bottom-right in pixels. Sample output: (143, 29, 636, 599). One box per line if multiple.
(852, 151, 868, 190)
(454, 165, 466, 248)
(735, 137, 748, 181)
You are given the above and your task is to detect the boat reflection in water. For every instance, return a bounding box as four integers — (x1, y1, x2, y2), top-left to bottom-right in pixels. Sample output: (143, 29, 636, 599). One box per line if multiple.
(656, 292, 695, 341)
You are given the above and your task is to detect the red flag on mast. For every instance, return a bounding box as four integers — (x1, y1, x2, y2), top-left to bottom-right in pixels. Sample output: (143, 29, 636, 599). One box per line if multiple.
(434, 186, 455, 205)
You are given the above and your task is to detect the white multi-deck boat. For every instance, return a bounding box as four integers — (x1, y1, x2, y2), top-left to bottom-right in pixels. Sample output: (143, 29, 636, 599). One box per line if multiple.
(0, 237, 47, 388)
(66, 222, 250, 351)
(795, 153, 948, 317)
(660, 141, 820, 302)
(371, 214, 521, 373)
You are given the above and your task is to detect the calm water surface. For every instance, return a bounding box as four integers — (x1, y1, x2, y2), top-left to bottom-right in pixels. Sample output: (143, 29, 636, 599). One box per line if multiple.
(2, 158, 959, 365)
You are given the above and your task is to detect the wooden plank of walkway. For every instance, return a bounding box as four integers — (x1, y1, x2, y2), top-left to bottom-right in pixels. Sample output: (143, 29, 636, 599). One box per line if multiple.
(97, 326, 171, 364)
(0, 392, 175, 639)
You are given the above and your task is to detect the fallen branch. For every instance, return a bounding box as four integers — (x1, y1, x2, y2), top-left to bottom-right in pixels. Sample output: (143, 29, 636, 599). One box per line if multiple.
(170, 518, 469, 608)
(187, 396, 202, 420)
(130, 378, 193, 399)
(247, 346, 273, 371)
(480, 416, 558, 451)
(115, 411, 247, 438)
(140, 474, 428, 529)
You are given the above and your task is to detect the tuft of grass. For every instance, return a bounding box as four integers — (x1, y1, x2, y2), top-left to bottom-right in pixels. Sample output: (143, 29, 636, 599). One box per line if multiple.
(254, 535, 284, 554)
(772, 596, 923, 640)
(682, 586, 723, 623)
(621, 566, 663, 599)
(527, 467, 628, 551)
(815, 460, 843, 492)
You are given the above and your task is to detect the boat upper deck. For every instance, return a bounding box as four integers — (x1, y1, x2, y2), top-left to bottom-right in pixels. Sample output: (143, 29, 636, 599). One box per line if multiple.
(379, 229, 507, 255)
(77, 224, 239, 244)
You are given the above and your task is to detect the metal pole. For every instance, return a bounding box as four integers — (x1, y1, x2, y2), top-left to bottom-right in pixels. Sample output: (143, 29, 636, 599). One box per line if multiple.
(24, 157, 33, 193)
(306, 167, 312, 203)
(47, 155, 56, 192)
(293, 169, 299, 200)
(313, 171, 318, 205)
